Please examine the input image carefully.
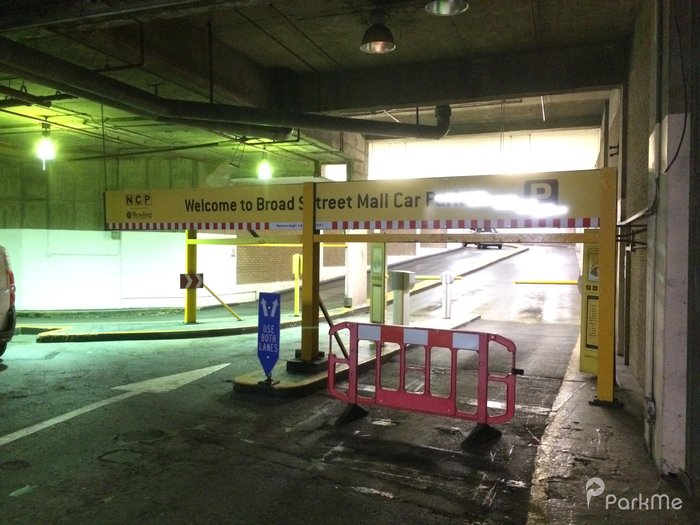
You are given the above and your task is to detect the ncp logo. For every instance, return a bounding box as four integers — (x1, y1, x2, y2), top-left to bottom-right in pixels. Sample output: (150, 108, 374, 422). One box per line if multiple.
(524, 179, 559, 203)
(586, 477, 605, 508)
(125, 192, 152, 207)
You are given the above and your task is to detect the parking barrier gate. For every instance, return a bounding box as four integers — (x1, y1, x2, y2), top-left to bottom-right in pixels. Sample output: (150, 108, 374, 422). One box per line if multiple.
(327, 322, 522, 427)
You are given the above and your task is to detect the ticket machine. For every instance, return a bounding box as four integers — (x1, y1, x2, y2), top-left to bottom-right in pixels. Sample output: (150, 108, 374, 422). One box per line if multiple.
(580, 244, 600, 375)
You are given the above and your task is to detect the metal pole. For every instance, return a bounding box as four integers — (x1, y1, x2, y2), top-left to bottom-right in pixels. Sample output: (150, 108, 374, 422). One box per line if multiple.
(441, 271, 453, 319)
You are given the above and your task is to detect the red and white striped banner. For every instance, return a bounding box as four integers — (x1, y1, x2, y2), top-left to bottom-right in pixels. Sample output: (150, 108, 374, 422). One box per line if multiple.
(107, 216, 599, 232)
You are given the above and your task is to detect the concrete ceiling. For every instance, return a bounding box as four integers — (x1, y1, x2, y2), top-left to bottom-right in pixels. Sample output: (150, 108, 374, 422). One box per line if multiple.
(0, 0, 638, 181)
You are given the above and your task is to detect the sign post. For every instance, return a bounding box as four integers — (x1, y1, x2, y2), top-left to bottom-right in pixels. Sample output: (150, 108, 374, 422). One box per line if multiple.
(257, 292, 281, 384)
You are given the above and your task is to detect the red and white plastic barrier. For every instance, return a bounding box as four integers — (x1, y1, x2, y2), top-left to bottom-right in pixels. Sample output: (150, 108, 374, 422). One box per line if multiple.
(327, 322, 522, 425)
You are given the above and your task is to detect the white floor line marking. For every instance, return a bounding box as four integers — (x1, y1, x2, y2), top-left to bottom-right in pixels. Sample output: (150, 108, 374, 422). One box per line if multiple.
(0, 363, 230, 448)
(0, 391, 139, 447)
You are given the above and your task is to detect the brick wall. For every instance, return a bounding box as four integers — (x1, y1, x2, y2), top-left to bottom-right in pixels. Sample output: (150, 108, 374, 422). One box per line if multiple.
(388, 241, 417, 256)
(323, 228, 345, 266)
(237, 244, 301, 284)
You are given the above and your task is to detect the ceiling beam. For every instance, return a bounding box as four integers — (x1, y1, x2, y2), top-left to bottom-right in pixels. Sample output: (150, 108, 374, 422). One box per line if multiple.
(82, 20, 272, 109)
(284, 41, 629, 114)
(0, 1, 267, 32)
(445, 115, 602, 137)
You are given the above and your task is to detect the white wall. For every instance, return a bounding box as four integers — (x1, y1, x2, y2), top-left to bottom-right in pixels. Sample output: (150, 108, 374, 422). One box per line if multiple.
(0, 229, 241, 311)
(369, 128, 601, 179)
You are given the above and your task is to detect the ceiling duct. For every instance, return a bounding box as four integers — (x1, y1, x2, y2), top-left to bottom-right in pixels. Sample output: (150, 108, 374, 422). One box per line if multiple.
(0, 36, 450, 140)
(0, 85, 77, 109)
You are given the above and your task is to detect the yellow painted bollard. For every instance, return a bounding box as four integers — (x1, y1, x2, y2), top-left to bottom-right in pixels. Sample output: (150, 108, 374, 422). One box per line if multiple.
(293, 253, 302, 317)
(184, 230, 197, 324)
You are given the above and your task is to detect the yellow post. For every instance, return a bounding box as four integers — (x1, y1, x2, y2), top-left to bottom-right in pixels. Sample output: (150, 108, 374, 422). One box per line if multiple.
(293, 253, 302, 317)
(184, 229, 197, 324)
(300, 182, 320, 362)
(595, 167, 618, 404)
(202, 283, 242, 321)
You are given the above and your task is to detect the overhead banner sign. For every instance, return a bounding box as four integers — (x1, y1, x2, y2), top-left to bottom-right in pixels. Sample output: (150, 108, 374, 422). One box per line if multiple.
(105, 169, 602, 231)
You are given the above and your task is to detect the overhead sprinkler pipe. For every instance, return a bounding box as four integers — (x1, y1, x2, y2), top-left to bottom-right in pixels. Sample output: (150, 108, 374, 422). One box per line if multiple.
(0, 37, 293, 141)
(0, 36, 450, 140)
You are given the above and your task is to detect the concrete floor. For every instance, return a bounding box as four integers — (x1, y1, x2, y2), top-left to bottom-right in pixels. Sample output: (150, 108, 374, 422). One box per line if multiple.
(1, 245, 698, 524)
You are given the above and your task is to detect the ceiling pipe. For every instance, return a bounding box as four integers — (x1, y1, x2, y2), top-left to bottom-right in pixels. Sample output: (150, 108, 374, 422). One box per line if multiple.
(1, 68, 294, 142)
(166, 100, 450, 139)
(0, 39, 293, 142)
(0, 85, 77, 108)
(0, 64, 294, 142)
(0, 35, 450, 140)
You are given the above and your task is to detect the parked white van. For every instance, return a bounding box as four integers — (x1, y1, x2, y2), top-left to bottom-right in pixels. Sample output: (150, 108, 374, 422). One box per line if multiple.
(0, 245, 16, 356)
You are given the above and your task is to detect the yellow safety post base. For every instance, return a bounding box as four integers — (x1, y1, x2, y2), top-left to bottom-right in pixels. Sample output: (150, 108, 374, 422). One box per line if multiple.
(589, 397, 624, 409)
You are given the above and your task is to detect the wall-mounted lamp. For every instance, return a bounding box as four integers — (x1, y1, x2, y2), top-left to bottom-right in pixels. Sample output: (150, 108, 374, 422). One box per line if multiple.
(360, 8, 396, 54)
(425, 0, 469, 16)
(257, 148, 272, 180)
(35, 121, 56, 170)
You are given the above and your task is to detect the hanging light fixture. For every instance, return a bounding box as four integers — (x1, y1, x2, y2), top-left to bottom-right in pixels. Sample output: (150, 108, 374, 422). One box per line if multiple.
(425, 0, 469, 16)
(257, 148, 272, 180)
(360, 8, 396, 54)
(35, 120, 56, 170)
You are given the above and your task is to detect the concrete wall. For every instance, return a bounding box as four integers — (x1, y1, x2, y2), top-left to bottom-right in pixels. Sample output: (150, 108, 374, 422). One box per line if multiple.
(622, 0, 691, 476)
(649, 0, 690, 475)
(0, 131, 374, 310)
(623, 0, 653, 390)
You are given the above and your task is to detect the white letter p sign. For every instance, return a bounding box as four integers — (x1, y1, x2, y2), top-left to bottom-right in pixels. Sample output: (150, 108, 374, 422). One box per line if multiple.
(524, 179, 559, 203)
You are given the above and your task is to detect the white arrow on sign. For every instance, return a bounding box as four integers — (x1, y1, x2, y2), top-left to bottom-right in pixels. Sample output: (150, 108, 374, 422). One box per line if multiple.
(180, 273, 204, 289)
(0, 363, 230, 448)
(259, 297, 279, 318)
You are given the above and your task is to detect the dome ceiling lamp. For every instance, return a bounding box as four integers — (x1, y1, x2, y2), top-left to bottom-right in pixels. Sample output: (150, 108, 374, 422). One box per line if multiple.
(360, 8, 396, 54)
(425, 0, 469, 16)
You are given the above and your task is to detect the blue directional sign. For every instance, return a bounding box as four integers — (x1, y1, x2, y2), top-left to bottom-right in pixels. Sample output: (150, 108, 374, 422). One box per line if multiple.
(257, 292, 281, 377)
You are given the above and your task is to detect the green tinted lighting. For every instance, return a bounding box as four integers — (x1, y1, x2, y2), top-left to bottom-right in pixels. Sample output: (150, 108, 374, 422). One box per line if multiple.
(35, 122, 56, 170)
